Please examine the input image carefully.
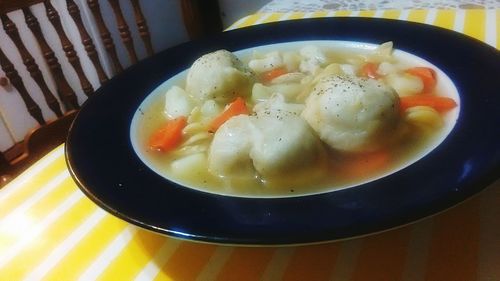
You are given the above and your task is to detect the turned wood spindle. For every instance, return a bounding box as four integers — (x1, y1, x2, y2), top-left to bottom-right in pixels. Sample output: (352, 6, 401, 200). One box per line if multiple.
(0, 152, 10, 171)
(66, 0, 108, 84)
(0, 159, 13, 186)
(43, 1, 94, 96)
(0, 174, 12, 188)
(87, 0, 123, 73)
(0, 47, 45, 125)
(130, 0, 153, 56)
(0, 76, 8, 87)
(0, 14, 63, 118)
(108, 0, 138, 64)
(22, 8, 79, 111)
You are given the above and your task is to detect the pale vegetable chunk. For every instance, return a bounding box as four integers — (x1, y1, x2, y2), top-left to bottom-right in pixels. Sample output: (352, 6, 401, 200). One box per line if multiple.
(299, 45, 327, 74)
(340, 64, 358, 76)
(269, 83, 304, 101)
(385, 73, 424, 96)
(248, 51, 284, 73)
(164, 86, 195, 119)
(377, 62, 398, 75)
(200, 100, 223, 120)
(282, 51, 301, 71)
(302, 75, 400, 152)
(186, 50, 254, 103)
(404, 106, 443, 130)
(270, 72, 305, 84)
(368, 41, 394, 63)
(312, 64, 343, 84)
(251, 83, 272, 102)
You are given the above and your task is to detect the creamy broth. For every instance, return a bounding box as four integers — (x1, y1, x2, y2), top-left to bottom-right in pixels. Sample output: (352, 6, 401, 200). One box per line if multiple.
(131, 41, 459, 198)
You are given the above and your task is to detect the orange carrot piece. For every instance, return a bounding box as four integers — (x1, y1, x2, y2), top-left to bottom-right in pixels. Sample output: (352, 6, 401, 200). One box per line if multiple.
(340, 150, 391, 178)
(209, 97, 249, 132)
(400, 95, 457, 112)
(406, 67, 437, 93)
(149, 116, 187, 151)
(260, 67, 287, 83)
(360, 62, 380, 79)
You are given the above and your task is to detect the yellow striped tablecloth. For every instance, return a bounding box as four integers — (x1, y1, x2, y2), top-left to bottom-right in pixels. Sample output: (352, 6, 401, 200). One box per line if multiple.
(1, 9, 499, 281)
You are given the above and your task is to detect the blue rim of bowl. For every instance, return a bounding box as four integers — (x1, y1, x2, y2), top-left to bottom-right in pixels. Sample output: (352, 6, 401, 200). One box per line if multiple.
(66, 17, 500, 245)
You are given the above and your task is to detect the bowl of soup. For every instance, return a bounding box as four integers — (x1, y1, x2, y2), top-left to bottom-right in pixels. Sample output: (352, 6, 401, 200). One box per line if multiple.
(130, 41, 459, 198)
(66, 17, 500, 245)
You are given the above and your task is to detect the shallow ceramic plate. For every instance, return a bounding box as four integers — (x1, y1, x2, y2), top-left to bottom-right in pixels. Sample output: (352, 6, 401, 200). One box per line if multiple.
(66, 17, 500, 245)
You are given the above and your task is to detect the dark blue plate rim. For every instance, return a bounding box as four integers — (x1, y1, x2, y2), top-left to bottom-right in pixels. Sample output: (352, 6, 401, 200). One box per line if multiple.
(66, 17, 500, 245)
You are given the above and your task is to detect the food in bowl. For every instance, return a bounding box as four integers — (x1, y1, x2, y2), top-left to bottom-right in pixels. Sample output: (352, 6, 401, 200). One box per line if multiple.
(131, 41, 459, 197)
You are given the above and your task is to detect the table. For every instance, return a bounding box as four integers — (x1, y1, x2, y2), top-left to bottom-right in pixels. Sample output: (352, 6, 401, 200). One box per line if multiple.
(1, 9, 499, 281)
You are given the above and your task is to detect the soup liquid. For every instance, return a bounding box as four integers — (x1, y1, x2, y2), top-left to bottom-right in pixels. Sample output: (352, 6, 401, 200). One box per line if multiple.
(137, 99, 439, 197)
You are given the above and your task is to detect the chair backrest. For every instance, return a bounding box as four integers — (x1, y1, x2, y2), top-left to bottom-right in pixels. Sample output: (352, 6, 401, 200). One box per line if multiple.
(0, 0, 222, 185)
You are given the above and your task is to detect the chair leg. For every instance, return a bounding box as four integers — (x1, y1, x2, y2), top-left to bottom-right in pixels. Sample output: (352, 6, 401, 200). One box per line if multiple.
(0, 175, 12, 188)
(180, 0, 223, 39)
(0, 153, 12, 188)
(0, 152, 9, 170)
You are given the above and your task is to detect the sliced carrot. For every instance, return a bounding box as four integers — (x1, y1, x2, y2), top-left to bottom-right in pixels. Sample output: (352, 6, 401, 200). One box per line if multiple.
(339, 150, 391, 178)
(406, 67, 436, 93)
(208, 97, 249, 132)
(360, 62, 380, 79)
(260, 67, 287, 83)
(400, 95, 457, 112)
(149, 116, 187, 151)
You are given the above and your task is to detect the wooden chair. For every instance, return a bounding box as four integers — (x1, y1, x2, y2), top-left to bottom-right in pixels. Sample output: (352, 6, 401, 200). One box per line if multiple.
(0, 0, 222, 187)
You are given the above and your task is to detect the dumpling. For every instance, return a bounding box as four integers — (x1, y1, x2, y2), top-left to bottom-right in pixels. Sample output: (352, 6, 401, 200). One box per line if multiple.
(208, 95, 324, 179)
(186, 50, 255, 103)
(207, 115, 256, 177)
(302, 75, 399, 152)
(250, 95, 320, 176)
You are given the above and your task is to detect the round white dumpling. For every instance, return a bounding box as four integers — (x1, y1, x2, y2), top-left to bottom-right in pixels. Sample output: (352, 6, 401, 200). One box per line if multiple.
(250, 96, 320, 176)
(208, 95, 323, 179)
(208, 115, 256, 177)
(302, 75, 399, 152)
(186, 50, 254, 103)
